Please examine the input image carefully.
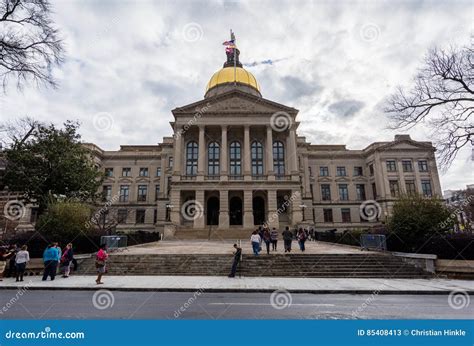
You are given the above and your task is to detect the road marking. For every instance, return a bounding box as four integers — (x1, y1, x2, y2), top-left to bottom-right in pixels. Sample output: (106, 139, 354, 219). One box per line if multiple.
(208, 303, 335, 306)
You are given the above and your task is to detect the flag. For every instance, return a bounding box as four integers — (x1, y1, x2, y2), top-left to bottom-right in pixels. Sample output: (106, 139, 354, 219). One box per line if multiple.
(222, 40, 235, 46)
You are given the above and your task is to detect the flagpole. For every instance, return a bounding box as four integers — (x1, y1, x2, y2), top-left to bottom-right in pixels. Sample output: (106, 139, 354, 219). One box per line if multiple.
(232, 29, 236, 86)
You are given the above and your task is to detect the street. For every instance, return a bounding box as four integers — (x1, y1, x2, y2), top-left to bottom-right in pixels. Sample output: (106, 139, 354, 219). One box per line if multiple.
(0, 290, 471, 319)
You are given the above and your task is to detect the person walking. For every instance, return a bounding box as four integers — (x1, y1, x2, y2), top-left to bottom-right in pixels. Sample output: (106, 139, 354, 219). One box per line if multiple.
(282, 226, 293, 253)
(60, 243, 74, 278)
(262, 228, 271, 255)
(95, 244, 108, 284)
(270, 227, 278, 251)
(15, 245, 30, 282)
(6, 244, 18, 278)
(0, 247, 13, 281)
(228, 243, 242, 278)
(42, 244, 59, 281)
(250, 230, 261, 256)
(297, 228, 307, 252)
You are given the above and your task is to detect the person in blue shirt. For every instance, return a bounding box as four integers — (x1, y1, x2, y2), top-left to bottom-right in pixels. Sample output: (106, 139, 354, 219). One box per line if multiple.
(42, 243, 59, 281)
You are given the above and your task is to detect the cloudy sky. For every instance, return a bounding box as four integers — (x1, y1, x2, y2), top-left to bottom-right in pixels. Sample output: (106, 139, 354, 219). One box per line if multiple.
(0, 0, 472, 191)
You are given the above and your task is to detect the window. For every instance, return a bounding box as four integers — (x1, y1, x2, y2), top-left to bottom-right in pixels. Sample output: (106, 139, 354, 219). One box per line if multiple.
(319, 166, 329, 176)
(208, 141, 220, 176)
(139, 167, 149, 177)
(405, 180, 416, 195)
(117, 209, 128, 224)
(338, 184, 349, 201)
(354, 166, 363, 176)
(30, 208, 39, 223)
(418, 160, 428, 172)
(369, 164, 374, 176)
(104, 168, 113, 177)
(136, 209, 146, 224)
(156, 167, 161, 177)
(421, 180, 432, 197)
(229, 141, 241, 176)
(336, 166, 346, 176)
(356, 184, 366, 201)
(102, 185, 112, 201)
(386, 160, 397, 172)
(119, 185, 129, 202)
(251, 141, 264, 176)
(155, 185, 160, 201)
(273, 141, 285, 176)
(323, 209, 333, 222)
(186, 141, 198, 176)
(122, 167, 131, 177)
(321, 184, 331, 201)
(372, 183, 377, 199)
(308, 166, 312, 176)
(168, 157, 173, 168)
(153, 209, 157, 224)
(137, 185, 148, 201)
(389, 180, 400, 197)
(402, 160, 413, 172)
(341, 208, 351, 222)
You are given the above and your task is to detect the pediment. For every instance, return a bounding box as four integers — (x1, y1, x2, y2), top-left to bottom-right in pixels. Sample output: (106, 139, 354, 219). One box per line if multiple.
(379, 140, 433, 152)
(172, 90, 298, 115)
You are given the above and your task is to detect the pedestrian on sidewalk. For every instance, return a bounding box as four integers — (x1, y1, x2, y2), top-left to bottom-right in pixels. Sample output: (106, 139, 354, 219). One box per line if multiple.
(0, 247, 13, 281)
(95, 244, 108, 284)
(6, 244, 18, 278)
(250, 230, 261, 256)
(42, 243, 59, 281)
(297, 228, 307, 252)
(270, 227, 278, 251)
(263, 228, 271, 255)
(15, 245, 30, 282)
(60, 243, 74, 278)
(282, 226, 293, 253)
(228, 243, 242, 278)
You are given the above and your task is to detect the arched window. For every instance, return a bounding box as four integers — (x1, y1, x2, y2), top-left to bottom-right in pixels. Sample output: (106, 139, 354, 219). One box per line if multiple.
(251, 141, 264, 176)
(229, 141, 241, 176)
(208, 141, 220, 176)
(185, 141, 198, 175)
(273, 141, 285, 176)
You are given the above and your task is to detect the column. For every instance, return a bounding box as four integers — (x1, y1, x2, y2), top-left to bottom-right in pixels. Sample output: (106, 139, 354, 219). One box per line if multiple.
(193, 190, 205, 228)
(220, 126, 228, 181)
(266, 126, 274, 180)
(243, 125, 251, 180)
(197, 125, 205, 180)
(429, 156, 442, 196)
(243, 189, 253, 228)
(288, 127, 298, 175)
(303, 155, 310, 197)
(267, 190, 279, 229)
(218, 190, 229, 229)
(159, 155, 166, 198)
(173, 128, 183, 177)
(169, 190, 181, 225)
(290, 189, 303, 225)
(397, 160, 406, 194)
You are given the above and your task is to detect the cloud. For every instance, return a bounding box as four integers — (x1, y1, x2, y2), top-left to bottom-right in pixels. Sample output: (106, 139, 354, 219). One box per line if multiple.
(0, 0, 471, 190)
(328, 99, 365, 117)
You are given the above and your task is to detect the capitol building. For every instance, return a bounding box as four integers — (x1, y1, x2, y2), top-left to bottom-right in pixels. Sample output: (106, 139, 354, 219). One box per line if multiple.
(17, 43, 443, 238)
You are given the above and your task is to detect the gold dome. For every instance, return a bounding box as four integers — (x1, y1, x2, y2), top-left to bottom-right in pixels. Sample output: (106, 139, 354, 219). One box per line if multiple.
(206, 67, 260, 93)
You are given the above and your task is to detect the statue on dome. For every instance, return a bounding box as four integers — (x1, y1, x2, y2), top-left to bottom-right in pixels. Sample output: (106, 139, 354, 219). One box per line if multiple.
(222, 30, 242, 68)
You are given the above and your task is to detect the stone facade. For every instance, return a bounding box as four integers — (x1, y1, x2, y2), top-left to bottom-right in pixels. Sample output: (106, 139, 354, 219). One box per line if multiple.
(7, 57, 443, 236)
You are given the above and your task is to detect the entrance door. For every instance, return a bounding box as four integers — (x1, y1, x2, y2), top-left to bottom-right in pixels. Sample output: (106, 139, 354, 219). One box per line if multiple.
(206, 197, 219, 225)
(253, 196, 266, 226)
(229, 197, 243, 225)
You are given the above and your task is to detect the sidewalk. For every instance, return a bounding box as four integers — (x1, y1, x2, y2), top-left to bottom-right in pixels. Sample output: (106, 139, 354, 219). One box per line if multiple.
(1, 275, 473, 294)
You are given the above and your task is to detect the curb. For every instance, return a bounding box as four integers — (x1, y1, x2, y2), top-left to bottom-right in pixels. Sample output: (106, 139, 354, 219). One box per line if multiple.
(1, 286, 473, 295)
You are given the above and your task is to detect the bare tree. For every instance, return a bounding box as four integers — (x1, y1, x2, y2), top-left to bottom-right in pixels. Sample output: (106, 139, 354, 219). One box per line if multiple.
(0, 116, 40, 149)
(0, 0, 64, 91)
(385, 44, 473, 168)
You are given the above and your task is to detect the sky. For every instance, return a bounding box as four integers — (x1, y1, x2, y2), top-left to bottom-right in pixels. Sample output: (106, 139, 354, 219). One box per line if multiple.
(0, 0, 472, 191)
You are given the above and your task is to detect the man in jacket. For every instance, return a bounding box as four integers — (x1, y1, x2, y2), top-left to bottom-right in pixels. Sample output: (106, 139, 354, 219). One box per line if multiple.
(42, 244, 59, 281)
(282, 227, 293, 253)
(228, 244, 242, 278)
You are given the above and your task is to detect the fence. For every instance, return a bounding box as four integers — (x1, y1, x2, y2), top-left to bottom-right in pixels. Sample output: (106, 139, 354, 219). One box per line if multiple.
(360, 234, 386, 251)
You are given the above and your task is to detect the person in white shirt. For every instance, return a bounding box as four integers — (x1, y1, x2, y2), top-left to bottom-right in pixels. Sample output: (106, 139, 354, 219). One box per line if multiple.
(250, 230, 261, 256)
(15, 245, 30, 282)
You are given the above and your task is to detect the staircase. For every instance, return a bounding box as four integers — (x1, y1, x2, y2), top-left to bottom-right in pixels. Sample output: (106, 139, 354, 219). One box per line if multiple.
(75, 253, 432, 278)
(173, 228, 255, 240)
